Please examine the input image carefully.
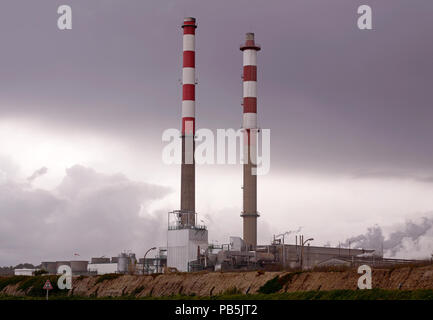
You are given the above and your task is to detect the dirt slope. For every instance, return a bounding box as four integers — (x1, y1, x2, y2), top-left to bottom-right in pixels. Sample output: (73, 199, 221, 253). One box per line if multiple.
(2, 265, 433, 298)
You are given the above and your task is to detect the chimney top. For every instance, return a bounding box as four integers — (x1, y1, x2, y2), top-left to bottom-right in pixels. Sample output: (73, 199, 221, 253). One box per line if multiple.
(245, 33, 255, 40)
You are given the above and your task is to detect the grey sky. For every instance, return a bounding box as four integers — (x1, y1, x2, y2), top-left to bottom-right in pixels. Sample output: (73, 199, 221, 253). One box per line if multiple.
(1, 0, 432, 175)
(1, 0, 433, 265)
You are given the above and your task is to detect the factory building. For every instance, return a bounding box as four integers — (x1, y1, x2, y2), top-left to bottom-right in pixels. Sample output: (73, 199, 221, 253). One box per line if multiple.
(40, 260, 88, 275)
(87, 256, 118, 275)
(167, 212, 208, 272)
(14, 268, 37, 276)
(88, 262, 117, 275)
(88, 253, 138, 275)
(38, 249, 167, 276)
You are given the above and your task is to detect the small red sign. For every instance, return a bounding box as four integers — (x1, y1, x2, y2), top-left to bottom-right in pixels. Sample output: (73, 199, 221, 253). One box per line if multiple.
(43, 279, 53, 290)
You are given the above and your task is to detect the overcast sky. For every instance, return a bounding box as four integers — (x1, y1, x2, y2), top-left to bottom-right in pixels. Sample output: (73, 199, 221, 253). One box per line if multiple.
(1, 0, 433, 265)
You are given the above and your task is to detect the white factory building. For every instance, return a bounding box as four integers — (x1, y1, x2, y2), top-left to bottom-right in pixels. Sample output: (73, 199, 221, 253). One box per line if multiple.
(167, 225, 208, 272)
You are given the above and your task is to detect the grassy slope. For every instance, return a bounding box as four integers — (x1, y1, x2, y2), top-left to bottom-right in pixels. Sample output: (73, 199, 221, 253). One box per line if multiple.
(2, 271, 433, 300)
(1, 289, 433, 300)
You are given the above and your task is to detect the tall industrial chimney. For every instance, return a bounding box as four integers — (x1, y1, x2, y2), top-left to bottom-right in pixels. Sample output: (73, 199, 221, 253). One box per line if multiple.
(180, 17, 197, 226)
(240, 33, 261, 249)
(167, 17, 208, 273)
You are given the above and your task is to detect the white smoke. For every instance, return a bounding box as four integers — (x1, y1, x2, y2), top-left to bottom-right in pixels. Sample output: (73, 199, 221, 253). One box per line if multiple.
(27, 167, 48, 182)
(343, 216, 433, 259)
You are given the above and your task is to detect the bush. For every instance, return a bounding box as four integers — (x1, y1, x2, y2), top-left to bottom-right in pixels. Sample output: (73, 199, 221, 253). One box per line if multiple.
(34, 270, 48, 276)
(131, 286, 144, 296)
(18, 275, 67, 297)
(223, 287, 242, 295)
(258, 271, 304, 294)
(0, 276, 28, 291)
(258, 276, 282, 294)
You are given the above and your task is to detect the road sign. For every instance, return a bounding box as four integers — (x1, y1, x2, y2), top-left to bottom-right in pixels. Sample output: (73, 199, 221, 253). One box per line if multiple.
(43, 279, 53, 301)
(43, 279, 53, 290)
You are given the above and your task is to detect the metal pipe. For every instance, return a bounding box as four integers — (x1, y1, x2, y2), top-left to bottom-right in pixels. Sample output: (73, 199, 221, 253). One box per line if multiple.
(300, 237, 313, 270)
(282, 234, 285, 269)
(142, 247, 157, 275)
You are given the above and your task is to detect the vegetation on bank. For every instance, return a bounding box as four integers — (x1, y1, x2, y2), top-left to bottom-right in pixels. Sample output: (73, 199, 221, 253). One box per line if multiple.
(1, 289, 433, 300)
(0, 275, 68, 297)
(2, 263, 433, 300)
(95, 273, 122, 284)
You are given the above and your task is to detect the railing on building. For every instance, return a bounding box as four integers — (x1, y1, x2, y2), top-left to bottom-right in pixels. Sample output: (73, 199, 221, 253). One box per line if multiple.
(168, 210, 207, 230)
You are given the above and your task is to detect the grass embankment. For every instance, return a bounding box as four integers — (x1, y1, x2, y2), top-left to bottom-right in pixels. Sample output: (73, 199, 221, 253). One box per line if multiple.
(1, 289, 433, 300)
(0, 275, 67, 298)
(2, 268, 433, 300)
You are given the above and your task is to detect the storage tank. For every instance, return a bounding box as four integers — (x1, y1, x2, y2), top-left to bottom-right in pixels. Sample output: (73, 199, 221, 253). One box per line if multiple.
(129, 253, 137, 264)
(56, 261, 71, 274)
(56, 261, 71, 273)
(255, 252, 275, 262)
(41, 262, 57, 274)
(117, 253, 129, 273)
(70, 261, 88, 274)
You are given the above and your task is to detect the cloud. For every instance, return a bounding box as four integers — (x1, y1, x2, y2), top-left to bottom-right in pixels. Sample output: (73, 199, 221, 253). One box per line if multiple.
(0, 155, 19, 182)
(343, 216, 433, 259)
(0, 164, 172, 266)
(350, 169, 433, 185)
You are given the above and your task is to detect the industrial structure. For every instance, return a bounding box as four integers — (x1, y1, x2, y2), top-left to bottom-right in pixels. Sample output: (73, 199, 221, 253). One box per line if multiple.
(40, 260, 89, 276)
(39, 249, 167, 275)
(14, 268, 37, 276)
(240, 32, 261, 250)
(166, 17, 209, 272)
(181, 16, 197, 225)
(31, 18, 422, 277)
(163, 19, 391, 273)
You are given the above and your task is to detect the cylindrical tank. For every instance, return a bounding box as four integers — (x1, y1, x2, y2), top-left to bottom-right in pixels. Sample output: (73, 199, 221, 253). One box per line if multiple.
(55, 261, 71, 274)
(70, 261, 88, 274)
(41, 262, 57, 274)
(255, 252, 275, 262)
(129, 253, 136, 264)
(117, 253, 129, 273)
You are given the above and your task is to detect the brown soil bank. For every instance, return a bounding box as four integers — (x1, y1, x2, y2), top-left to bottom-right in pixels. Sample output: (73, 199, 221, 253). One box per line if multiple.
(1, 264, 433, 298)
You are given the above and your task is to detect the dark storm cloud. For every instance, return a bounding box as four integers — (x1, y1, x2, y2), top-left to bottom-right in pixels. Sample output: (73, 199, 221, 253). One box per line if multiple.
(0, 162, 172, 265)
(0, 0, 432, 175)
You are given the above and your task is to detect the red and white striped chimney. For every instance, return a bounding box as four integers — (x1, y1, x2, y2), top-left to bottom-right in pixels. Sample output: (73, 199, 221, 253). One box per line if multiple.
(180, 17, 197, 226)
(182, 17, 196, 136)
(240, 33, 261, 249)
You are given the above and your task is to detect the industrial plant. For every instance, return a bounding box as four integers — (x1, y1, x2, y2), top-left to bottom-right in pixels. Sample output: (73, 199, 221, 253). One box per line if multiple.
(159, 17, 418, 273)
(23, 17, 419, 278)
